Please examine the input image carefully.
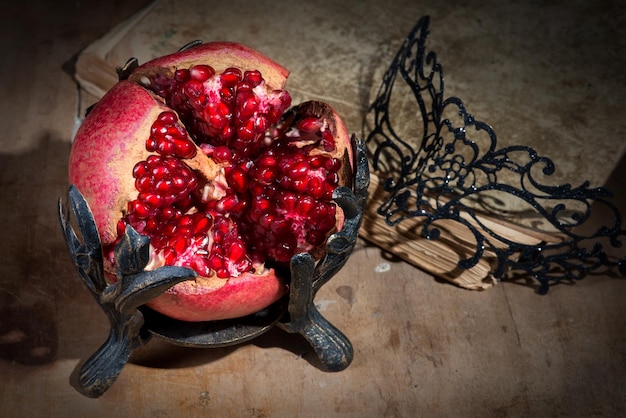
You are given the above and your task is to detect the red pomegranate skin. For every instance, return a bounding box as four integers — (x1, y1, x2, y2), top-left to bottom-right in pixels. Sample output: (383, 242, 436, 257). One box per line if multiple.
(69, 42, 351, 322)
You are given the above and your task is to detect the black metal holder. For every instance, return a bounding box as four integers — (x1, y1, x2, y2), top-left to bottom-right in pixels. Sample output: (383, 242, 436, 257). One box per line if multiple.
(58, 136, 369, 398)
(366, 16, 626, 293)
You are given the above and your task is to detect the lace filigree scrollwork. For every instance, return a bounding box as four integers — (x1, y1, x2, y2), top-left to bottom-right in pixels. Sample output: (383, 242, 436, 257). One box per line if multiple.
(366, 16, 626, 293)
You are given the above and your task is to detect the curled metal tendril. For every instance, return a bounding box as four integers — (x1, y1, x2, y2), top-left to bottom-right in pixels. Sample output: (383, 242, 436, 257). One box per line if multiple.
(58, 185, 196, 397)
(366, 15, 626, 293)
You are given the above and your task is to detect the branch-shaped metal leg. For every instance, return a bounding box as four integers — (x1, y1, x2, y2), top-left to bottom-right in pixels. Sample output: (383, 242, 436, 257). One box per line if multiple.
(278, 136, 369, 371)
(59, 185, 196, 397)
(279, 253, 354, 371)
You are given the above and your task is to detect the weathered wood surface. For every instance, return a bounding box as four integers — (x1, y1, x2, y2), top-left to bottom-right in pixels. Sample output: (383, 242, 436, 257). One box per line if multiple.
(0, 0, 624, 416)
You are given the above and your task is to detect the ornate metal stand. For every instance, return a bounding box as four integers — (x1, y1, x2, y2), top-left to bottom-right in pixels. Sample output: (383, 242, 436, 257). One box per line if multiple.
(58, 136, 369, 398)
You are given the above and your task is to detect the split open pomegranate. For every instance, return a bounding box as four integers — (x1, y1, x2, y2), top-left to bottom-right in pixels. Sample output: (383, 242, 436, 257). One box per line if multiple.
(69, 42, 352, 322)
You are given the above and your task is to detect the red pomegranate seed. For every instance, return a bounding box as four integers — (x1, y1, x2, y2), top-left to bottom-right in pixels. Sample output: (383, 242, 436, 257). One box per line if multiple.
(163, 247, 177, 264)
(243, 70, 263, 87)
(135, 176, 152, 192)
(257, 154, 277, 168)
(158, 111, 177, 124)
(178, 214, 193, 226)
(227, 241, 246, 263)
(146, 154, 161, 165)
(150, 234, 168, 249)
(326, 172, 339, 186)
(183, 79, 204, 99)
(216, 194, 240, 212)
(193, 215, 211, 235)
(292, 179, 309, 193)
(193, 259, 213, 278)
(190, 64, 215, 81)
(187, 175, 198, 190)
(296, 196, 315, 217)
(132, 161, 149, 178)
(190, 95, 207, 110)
(145, 137, 158, 152)
(309, 155, 326, 168)
(140, 192, 164, 208)
(236, 82, 252, 95)
(158, 207, 176, 221)
(171, 175, 188, 192)
(227, 167, 248, 193)
(254, 166, 275, 184)
(322, 130, 336, 151)
(116, 220, 126, 236)
(287, 161, 309, 179)
(167, 124, 184, 136)
(308, 177, 325, 199)
(297, 117, 322, 134)
(151, 164, 170, 179)
(130, 200, 154, 219)
(325, 157, 341, 172)
(306, 230, 326, 246)
(238, 95, 259, 120)
(204, 102, 227, 130)
(174, 69, 190, 82)
(220, 87, 235, 104)
(221, 67, 242, 87)
(214, 217, 230, 233)
(252, 195, 273, 215)
(154, 178, 172, 193)
(221, 125, 235, 142)
(212, 145, 231, 162)
(172, 236, 189, 253)
(278, 191, 297, 212)
(177, 224, 192, 238)
(237, 118, 257, 142)
(157, 140, 175, 156)
(277, 174, 291, 189)
(171, 138, 196, 159)
(317, 206, 337, 230)
(207, 253, 223, 269)
(175, 196, 193, 212)
(145, 217, 159, 232)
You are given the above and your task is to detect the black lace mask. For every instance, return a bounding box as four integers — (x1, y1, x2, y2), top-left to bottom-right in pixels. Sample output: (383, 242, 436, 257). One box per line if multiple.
(365, 16, 625, 294)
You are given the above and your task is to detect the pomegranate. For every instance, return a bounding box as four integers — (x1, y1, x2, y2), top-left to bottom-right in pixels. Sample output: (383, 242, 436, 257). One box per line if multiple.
(69, 42, 352, 322)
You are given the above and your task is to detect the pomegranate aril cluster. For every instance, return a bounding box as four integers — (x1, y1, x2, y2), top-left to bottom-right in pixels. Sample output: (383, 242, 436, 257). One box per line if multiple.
(148, 64, 292, 159)
(129, 155, 195, 222)
(200, 217, 252, 278)
(121, 111, 252, 278)
(246, 147, 340, 263)
(126, 112, 199, 233)
(146, 111, 197, 159)
(123, 64, 345, 279)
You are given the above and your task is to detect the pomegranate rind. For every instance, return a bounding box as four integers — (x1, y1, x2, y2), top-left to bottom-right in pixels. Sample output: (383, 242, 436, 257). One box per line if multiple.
(146, 270, 288, 322)
(69, 81, 167, 246)
(70, 81, 221, 246)
(129, 41, 289, 92)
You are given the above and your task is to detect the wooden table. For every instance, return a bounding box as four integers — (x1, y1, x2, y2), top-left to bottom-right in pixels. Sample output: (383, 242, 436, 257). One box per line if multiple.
(1, 1, 624, 416)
